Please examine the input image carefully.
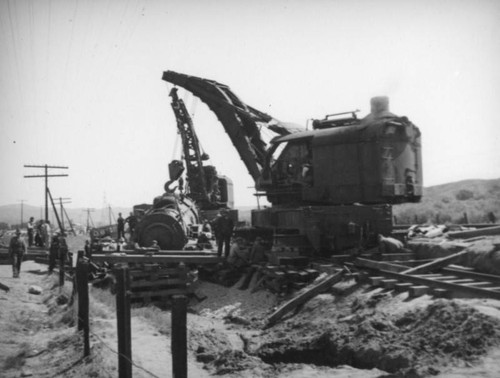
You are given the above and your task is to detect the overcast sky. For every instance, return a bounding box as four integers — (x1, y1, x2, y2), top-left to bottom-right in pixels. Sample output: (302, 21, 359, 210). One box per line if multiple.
(1, 0, 499, 212)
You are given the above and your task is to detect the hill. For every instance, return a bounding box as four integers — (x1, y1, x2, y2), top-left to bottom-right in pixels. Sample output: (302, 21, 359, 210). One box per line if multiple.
(1, 178, 498, 229)
(393, 178, 500, 224)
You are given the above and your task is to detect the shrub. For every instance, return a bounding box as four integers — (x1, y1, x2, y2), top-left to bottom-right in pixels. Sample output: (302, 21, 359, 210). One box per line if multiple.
(455, 189, 474, 201)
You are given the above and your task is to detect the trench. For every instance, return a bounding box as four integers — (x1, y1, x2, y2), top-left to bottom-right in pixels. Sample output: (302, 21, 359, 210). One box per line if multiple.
(255, 331, 410, 374)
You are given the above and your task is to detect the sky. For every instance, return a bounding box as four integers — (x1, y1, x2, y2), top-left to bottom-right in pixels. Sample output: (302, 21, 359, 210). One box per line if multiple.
(1, 0, 499, 212)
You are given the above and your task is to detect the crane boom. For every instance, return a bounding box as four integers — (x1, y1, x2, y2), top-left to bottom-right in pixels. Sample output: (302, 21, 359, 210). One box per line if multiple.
(169, 87, 211, 206)
(162, 71, 300, 183)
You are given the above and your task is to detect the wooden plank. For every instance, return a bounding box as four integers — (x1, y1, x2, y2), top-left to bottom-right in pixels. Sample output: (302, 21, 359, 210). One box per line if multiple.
(461, 282, 496, 288)
(364, 253, 415, 261)
(442, 268, 500, 285)
(129, 268, 183, 277)
(442, 279, 476, 284)
(381, 279, 399, 289)
(0, 281, 10, 292)
(119, 249, 214, 255)
(395, 282, 413, 292)
(401, 250, 470, 275)
(413, 273, 450, 278)
(129, 288, 191, 298)
(354, 258, 407, 273)
(265, 270, 345, 327)
(426, 275, 459, 281)
(409, 285, 429, 297)
(433, 288, 451, 298)
(447, 226, 500, 239)
(91, 254, 222, 264)
(130, 278, 186, 288)
(368, 276, 385, 286)
(373, 269, 500, 300)
(392, 259, 435, 267)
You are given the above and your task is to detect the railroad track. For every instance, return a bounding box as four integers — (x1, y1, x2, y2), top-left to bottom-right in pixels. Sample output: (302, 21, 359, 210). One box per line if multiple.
(352, 260, 500, 300)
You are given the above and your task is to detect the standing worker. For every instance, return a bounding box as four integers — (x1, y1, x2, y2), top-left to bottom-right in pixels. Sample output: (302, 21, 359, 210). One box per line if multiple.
(48, 234, 60, 273)
(212, 209, 234, 259)
(125, 212, 138, 240)
(9, 229, 27, 278)
(41, 220, 51, 249)
(117, 213, 125, 239)
(27, 217, 35, 247)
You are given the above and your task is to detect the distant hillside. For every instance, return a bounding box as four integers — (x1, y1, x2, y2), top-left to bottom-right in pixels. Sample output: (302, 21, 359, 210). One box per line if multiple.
(1, 178, 499, 228)
(393, 178, 500, 224)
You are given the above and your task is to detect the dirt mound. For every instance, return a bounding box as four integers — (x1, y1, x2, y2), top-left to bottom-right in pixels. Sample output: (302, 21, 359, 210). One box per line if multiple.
(254, 298, 500, 377)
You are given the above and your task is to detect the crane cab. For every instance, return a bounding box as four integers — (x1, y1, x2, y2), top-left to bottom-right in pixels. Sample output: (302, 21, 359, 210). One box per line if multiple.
(258, 97, 422, 207)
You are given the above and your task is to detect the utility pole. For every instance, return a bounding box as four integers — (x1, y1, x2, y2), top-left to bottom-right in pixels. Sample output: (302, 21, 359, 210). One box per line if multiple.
(58, 197, 72, 232)
(24, 164, 69, 222)
(84, 208, 96, 233)
(108, 205, 116, 226)
(17, 199, 27, 227)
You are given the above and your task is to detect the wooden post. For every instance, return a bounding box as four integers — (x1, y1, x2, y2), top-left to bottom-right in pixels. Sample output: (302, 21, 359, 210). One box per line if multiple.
(172, 294, 188, 378)
(76, 259, 90, 357)
(59, 248, 65, 287)
(115, 267, 132, 378)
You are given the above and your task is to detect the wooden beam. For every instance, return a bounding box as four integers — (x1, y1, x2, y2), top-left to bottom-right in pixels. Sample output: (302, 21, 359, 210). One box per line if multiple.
(372, 269, 500, 300)
(354, 258, 407, 273)
(130, 288, 191, 299)
(121, 249, 215, 256)
(442, 267, 500, 285)
(447, 226, 500, 239)
(401, 250, 470, 275)
(0, 281, 9, 292)
(265, 270, 345, 327)
(91, 254, 222, 265)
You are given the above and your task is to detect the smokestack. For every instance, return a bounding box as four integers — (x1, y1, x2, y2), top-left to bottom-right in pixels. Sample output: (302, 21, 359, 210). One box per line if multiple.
(370, 96, 389, 115)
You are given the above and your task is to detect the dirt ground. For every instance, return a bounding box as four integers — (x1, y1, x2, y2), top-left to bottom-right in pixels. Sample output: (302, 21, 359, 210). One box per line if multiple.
(1, 235, 500, 377)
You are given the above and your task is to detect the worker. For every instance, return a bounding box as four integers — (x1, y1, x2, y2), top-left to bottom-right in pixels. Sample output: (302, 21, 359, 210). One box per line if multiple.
(9, 229, 27, 278)
(196, 232, 212, 250)
(117, 213, 125, 239)
(249, 237, 267, 263)
(58, 233, 68, 264)
(488, 212, 497, 224)
(41, 220, 51, 248)
(212, 209, 234, 259)
(27, 217, 35, 247)
(35, 221, 43, 247)
(84, 240, 92, 259)
(48, 234, 60, 273)
(125, 212, 138, 240)
(228, 237, 250, 268)
(237, 237, 267, 290)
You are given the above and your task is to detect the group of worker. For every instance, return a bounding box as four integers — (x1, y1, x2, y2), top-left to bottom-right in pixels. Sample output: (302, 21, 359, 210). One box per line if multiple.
(7, 227, 67, 278)
(27, 217, 52, 248)
(211, 208, 268, 267)
(116, 212, 138, 241)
